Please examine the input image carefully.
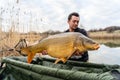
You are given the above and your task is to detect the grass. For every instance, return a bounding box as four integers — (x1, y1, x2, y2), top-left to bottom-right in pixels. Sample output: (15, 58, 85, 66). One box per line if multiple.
(89, 30, 120, 39)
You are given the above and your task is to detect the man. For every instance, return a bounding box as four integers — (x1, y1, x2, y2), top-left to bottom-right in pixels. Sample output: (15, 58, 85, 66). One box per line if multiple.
(65, 12, 89, 62)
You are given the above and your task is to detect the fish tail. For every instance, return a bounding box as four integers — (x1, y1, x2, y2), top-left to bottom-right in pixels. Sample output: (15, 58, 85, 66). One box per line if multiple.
(21, 47, 35, 63)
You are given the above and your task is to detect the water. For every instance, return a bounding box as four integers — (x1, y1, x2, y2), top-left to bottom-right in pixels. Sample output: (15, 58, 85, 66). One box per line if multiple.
(89, 44, 120, 65)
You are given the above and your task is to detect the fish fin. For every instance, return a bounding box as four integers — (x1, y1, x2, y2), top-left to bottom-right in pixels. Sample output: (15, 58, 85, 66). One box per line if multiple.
(54, 58, 67, 64)
(61, 58, 67, 63)
(54, 59, 61, 64)
(67, 48, 78, 59)
(21, 47, 35, 63)
(27, 52, 35, 63)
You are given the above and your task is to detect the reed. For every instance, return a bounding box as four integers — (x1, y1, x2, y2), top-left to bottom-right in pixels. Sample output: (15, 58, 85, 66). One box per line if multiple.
(89, 30, 120, 39)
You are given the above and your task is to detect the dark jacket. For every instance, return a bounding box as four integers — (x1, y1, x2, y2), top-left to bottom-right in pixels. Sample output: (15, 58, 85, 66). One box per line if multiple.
(65, 27, 89, 62)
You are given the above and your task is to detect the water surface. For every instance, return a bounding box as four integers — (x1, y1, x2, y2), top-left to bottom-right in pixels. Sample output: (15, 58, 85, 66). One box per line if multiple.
(89, 44, 120, 65)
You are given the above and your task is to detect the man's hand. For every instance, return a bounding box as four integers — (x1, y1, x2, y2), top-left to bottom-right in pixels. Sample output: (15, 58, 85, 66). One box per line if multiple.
(73, 50, 84, 56)
(41, 50, 48, 55)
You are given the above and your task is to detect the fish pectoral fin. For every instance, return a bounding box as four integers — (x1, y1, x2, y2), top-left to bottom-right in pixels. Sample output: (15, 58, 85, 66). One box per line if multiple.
(61, 58, 67, 63)
(54, 58, 67, 64)
(54, 59, 60, 64)
(27, 53, 35, 63)
(67, 49, 78, 60)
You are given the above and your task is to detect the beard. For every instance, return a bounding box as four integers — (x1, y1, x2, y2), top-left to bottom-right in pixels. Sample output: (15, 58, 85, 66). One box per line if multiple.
(72, 26, 78, 30)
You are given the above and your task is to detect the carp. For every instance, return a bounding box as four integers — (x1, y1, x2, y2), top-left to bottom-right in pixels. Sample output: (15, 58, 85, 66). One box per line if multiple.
(21, 32, 100, 64)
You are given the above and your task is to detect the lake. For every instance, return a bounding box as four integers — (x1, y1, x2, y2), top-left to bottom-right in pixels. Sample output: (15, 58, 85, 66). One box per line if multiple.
(89, 44, 120, 65)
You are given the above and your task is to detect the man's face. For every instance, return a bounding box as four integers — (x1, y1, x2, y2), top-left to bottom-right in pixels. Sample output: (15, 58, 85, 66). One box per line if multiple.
(68, 15, 80, 30)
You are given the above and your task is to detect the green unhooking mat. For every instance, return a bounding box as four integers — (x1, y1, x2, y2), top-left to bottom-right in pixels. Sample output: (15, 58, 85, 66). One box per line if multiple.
(0, 56, 120, 80)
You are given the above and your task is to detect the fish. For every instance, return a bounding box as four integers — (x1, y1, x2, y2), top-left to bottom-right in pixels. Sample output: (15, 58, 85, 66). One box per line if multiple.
(21, 32, 100, 64)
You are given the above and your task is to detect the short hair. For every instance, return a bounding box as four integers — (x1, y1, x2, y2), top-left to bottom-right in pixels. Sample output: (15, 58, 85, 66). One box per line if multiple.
(68, 12, 80, 21)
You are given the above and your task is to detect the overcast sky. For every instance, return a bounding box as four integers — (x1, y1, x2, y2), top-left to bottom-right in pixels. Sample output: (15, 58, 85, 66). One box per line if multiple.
(0, 0, 120, 32)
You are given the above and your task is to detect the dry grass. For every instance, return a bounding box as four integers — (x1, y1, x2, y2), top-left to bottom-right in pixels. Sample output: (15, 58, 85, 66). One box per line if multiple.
(0, 29, 20, 49)
(89, 30, 120, 39)
(0, 28, 41, 60)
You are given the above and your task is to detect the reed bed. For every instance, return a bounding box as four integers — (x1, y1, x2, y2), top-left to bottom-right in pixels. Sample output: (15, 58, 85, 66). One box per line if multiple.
(89, 30, 120, 39)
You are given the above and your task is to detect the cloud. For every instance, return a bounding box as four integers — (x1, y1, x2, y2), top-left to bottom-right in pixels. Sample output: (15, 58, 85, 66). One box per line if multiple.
(78, 0, 120, 30)
(0, 0, 120, 32)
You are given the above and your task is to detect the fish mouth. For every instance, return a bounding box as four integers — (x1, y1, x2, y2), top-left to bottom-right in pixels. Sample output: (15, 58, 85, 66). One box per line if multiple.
(94, 44, 100, 50)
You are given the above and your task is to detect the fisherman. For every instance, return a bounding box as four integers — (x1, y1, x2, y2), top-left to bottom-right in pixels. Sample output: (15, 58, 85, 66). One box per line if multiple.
(41, 12, 89, 62)
(65, 12, 89, 62)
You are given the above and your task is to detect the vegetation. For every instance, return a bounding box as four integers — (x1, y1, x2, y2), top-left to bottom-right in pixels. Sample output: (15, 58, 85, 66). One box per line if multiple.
(89, 30, 120, 39)
(104, 42, 120, 48)
(89, 26, 120, 33)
